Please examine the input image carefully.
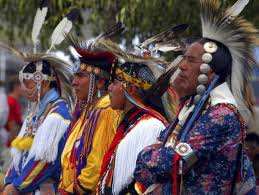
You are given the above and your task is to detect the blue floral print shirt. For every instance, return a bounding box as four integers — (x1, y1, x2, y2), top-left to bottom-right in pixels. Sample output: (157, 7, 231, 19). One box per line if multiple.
(134, 103, 256, 194)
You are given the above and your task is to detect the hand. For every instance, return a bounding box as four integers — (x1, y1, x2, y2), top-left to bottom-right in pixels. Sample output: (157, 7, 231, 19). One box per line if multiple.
(2, 184, 19, 195)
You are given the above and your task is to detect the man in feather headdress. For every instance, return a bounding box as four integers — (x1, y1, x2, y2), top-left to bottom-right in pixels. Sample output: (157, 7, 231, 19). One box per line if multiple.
(1, 1, 79, 194)
(96, 39, 170, 195)
(1, 55, 73, 195)
(134, 0, 257, 194)
(58, 23, 124, 195)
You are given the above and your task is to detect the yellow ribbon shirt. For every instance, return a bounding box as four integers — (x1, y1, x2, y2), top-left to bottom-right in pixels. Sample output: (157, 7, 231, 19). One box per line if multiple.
(59, 95, 119, 193)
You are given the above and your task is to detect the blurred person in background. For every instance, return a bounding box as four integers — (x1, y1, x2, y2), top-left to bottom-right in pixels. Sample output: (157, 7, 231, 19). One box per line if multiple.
(244, 84, 259, 134)
(0, 78, 24, 185)
(253, 155, 259, 194)
(245, 132, 259, 192)
(0, 80, 9, 192)
(0, 80, 9, 144)
(253, 154, 259, 192)
(245, 132, 259, 165)
(5, 78, 23, 147)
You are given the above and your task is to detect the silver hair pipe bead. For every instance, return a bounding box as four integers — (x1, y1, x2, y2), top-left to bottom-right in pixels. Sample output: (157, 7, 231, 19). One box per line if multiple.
(198, 74, 208, 85)
(196, 85, 206, 95)
(202, 53, 212, 63)
(194, 94, 201, 104)
(200, 63, 211, 74)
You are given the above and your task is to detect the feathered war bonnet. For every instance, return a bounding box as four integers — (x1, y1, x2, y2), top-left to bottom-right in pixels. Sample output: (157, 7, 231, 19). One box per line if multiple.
(65, 22, 126, 78)
(65, 22, 125, 103)
(131, 24, 190, 121)
(196, 0, 258, 122)
(96, 39, 170, 120)
(0, 0, 80, 110)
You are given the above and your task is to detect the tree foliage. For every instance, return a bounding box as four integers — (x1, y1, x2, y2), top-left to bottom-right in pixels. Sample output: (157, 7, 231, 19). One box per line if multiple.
(0, 0, 258, 48)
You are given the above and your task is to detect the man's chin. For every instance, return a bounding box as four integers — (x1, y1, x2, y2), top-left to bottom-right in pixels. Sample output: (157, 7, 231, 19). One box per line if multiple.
(173, 78, 184, 85)
(110, 102, 119, 110)
(171, 82, 183, 91)
(78, 97, 87, 102)
(75, 93, 84, 100)
(110, 104, 116, 109)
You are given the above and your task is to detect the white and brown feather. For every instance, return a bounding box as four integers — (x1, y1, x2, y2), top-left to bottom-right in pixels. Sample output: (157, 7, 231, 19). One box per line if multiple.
(200, 0, 258, 118)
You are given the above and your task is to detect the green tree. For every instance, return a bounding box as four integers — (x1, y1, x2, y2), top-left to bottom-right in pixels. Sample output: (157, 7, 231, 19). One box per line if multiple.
(0, 0, 258, 48)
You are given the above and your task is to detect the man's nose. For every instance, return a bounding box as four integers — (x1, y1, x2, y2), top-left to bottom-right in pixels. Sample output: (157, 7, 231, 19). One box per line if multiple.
(178, 59, 187, 71)
(72, 77, 78, 86)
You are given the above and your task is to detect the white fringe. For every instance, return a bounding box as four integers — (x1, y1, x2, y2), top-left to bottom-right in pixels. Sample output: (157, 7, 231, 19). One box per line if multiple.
(112, 117, 165, 195)
(25, 113, 70, 165)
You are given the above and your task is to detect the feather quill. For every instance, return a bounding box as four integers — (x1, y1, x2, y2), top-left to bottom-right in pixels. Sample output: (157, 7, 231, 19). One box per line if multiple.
(31, 0, 49, 53)
(65, 22, 125, 54)
(47, 9, 80, 53)
(151, 39, 189, 52)
(96, 39, 167, 74)
(226, 0, 249, 17)
(0, 41, 27, 61)
(151, 37, 198, 53)
(146, 55, 182, 99)
(97, 22, 126, 40)
(145, 55, 182, 121)
(140, 24, 189, 49)
(89, 22, 126, 52)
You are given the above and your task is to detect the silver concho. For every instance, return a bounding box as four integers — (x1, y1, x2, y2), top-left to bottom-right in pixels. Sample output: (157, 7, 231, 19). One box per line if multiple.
(203, 42, 218, 53)
(33, 71, 44, 82)
(175, 142, 193, 157)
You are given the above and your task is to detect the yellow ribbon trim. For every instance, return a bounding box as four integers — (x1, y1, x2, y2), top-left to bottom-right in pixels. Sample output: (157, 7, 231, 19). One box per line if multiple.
(11, 137, 33, 151)
(115, 68, 152, 90)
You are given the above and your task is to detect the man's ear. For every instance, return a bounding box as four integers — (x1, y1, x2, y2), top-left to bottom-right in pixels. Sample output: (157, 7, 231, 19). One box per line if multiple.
(96, 77, 106, 89)
(126, 84, 138, 96)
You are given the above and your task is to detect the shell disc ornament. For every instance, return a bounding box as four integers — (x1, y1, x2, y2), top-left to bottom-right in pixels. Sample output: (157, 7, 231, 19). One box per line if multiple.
(204, 42, 218, 53)
(33, 71, 44, 82)
(175, 142, 193, 157)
